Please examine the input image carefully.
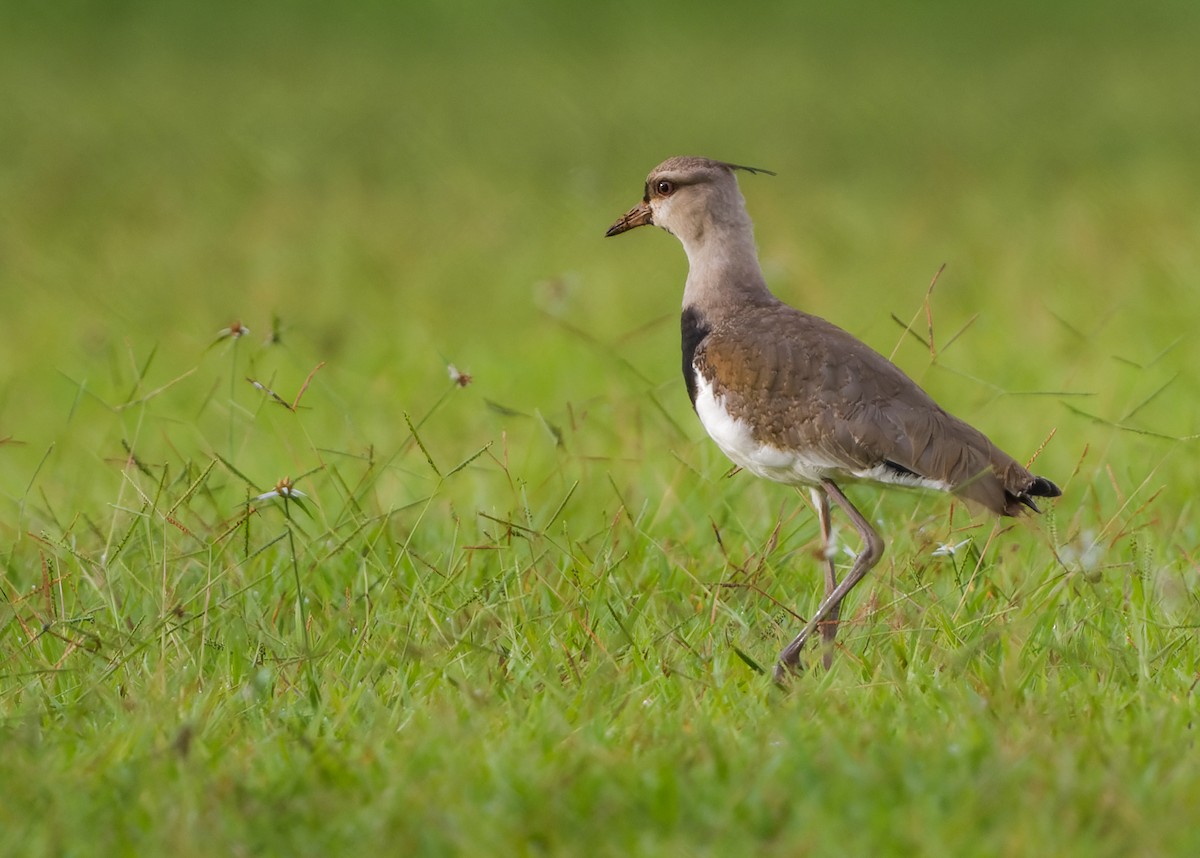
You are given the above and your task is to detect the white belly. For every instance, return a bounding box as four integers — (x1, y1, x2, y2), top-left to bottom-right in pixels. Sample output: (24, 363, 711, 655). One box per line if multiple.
(692, 374, 833, 485)
(691, 373, 951, 493)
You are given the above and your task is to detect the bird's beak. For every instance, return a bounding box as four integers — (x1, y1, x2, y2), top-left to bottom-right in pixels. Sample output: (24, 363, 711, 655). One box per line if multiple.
(605, 200, 654, 237)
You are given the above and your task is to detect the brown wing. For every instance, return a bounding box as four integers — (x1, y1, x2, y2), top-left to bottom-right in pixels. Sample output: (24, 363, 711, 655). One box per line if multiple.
(695, 303, 1054, 515)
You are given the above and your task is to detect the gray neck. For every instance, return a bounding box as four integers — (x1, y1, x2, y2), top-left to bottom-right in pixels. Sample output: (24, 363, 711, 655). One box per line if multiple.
(678, 215, 776, 321)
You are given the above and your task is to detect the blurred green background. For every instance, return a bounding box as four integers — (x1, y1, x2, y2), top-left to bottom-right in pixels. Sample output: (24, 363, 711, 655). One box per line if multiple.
(2, 1, 1199, 854)
(3, 0, 1197, 484)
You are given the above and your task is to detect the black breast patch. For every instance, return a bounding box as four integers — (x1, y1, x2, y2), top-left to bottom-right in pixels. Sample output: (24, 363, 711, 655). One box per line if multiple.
(681, 307, 711, 408)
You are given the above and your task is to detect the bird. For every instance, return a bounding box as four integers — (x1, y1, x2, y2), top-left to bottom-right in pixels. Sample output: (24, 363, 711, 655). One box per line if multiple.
(605, 156, 1061, 681)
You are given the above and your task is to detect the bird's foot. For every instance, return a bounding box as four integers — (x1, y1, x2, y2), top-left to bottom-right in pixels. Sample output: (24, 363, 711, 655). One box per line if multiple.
(772, 660, 802, 686)
(773, 635, 810, 685)
(774, 630, 842, 683)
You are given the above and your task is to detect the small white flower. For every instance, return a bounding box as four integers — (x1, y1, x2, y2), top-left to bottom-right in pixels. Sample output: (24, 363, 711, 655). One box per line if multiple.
(255, 477, 306, 502)
(448, 363, 473, 387)
(932, 538, 972, 558)
(217, 321, 250, 340)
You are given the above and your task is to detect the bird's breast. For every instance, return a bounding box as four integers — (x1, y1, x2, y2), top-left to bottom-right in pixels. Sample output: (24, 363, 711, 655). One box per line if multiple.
(692, 371, 834, 485)
(680, 307, 711, 406)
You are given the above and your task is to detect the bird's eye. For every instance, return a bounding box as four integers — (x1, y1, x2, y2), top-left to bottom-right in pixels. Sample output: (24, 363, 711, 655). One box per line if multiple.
(655, 180, 674, 196)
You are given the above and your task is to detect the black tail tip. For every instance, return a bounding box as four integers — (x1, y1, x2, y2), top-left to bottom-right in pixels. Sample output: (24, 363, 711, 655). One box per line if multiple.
(1029, 476, 1062, 498)
(1013, 476, 1062, 514)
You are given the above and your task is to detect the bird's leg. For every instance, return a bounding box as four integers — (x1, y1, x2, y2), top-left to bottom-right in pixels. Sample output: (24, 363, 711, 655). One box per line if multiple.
(811, 487, 840, 670)
(775, 479, 884, 683)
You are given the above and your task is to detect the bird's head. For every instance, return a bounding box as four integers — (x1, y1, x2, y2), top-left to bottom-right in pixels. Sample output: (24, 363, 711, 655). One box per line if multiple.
(605, 156, 774, 246)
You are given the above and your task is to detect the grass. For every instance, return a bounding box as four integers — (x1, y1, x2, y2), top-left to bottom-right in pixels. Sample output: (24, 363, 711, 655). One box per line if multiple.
(2, 1, 1199, 855)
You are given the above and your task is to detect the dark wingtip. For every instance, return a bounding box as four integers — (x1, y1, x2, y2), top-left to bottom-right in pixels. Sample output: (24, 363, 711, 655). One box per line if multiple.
(1009, 476, 1061, 516)
(1016, 495, 1042, 514)
(1028, 476, 1062, 498)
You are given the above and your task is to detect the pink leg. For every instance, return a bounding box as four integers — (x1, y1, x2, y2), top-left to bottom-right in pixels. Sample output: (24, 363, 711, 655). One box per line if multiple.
(776, 480, 884, 682)
(811, 487, 840, 670)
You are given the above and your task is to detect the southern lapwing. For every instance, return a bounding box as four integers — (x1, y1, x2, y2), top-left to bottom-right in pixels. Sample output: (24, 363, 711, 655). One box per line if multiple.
(605, 156, 1061, 681)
